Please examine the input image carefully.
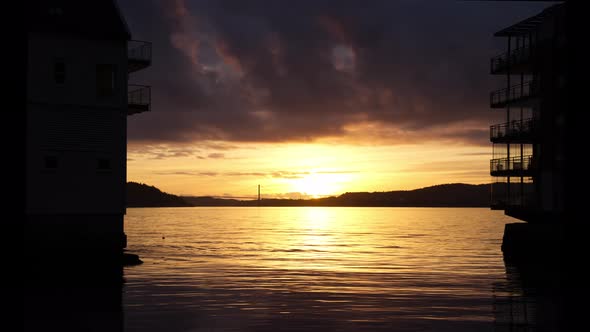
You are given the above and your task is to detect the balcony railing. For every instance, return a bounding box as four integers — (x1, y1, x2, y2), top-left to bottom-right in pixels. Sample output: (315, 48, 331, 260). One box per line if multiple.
(128, 84, 151, 115)
(490, 46, 532, 74)
(490, 118, 534, 142)
(128, 40, 152, 73)
(490, 180, 536, 211)
(490, 155, 534, 175)
(490, 81, 538, 108)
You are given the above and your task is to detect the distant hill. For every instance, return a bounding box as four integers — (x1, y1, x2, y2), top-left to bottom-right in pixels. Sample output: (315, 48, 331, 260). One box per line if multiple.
(182, 183, 491, 207)
(319, 183, 490, 207)
(126, 182, 191, 207)
(183, 196, 246, 206)
(126, 182, 491, 208)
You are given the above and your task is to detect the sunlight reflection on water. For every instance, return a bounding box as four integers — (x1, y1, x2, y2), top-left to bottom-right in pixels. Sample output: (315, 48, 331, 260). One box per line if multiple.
(123, 207, 527, 331)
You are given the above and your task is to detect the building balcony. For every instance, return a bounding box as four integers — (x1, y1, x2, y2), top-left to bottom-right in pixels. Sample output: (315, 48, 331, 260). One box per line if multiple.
(490, 46, 534, 74)
(490, 118, 535, 143)
(490, 179, 536, 209)
(490, 81, 538, 108)
(490, 155, 534, 176)
(128, 40, 152, 73)
(128, 85, 151, 115)
(491, 196, 538, 216)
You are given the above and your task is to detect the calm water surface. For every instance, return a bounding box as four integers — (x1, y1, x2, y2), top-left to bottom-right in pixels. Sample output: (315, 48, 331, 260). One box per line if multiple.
(122, 207, 537, 331)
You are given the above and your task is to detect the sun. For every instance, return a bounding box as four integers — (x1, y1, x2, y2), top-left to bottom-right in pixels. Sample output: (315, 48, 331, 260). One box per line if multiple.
(291, 172, 349, 198)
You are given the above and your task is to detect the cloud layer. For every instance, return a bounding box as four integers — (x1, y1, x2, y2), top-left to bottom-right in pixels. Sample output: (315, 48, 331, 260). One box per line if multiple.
(120, 0, 550, 145)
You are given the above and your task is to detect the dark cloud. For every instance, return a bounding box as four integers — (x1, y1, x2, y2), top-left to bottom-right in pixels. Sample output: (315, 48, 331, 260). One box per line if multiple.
(120, 0, 552, 145)
(225, 172, 267, 177)
(128, 144, 201, 159)
(207, 152, 225, 159)
(271, 171, 307, 179)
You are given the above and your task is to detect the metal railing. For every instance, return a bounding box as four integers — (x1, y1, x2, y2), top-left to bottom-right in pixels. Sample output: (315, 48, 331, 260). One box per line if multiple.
(491, 182, 536, 209)
(490, 155, 534, 173)
(490, 81, 538, 108)
(490, 46, 532, 73)
(128, 40, 152, 63)
(490, 118, 534, 141)
(128, 84, 151, 110)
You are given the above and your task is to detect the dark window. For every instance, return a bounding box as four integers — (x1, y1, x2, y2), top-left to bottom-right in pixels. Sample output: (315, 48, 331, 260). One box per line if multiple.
(96, 64, 116, 97)
(44, 156, 58, 169)
(54, 61, 65, 84)
(97, 158, 111, 170)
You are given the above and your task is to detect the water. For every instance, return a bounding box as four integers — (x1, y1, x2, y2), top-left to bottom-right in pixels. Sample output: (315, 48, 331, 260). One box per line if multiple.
(120, 207, 553, 331)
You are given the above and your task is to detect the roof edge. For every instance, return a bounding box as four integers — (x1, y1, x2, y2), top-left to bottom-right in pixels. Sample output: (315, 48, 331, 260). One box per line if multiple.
(112, 0, 132, 40)
(494, 2, 564, 37)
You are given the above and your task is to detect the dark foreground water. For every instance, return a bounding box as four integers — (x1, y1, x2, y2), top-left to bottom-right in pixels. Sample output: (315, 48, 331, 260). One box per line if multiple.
(24, 207, 564, 331)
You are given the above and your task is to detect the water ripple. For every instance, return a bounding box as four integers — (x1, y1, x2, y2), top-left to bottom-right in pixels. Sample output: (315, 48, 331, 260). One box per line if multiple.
(123, 207, 519, 331)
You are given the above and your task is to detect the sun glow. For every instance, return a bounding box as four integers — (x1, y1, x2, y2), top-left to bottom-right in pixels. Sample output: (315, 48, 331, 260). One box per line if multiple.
(128, 142, 490, 197)
(290, 171, 352, 198)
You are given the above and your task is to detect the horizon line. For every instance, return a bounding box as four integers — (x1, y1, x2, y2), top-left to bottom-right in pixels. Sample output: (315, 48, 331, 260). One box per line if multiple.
(177, 182, 491, 200)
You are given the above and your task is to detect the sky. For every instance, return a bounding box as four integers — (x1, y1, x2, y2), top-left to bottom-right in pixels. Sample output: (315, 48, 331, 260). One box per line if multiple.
(118, 0, 553, 199)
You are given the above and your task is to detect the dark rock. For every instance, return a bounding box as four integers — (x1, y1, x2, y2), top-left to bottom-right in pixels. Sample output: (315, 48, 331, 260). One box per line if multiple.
(122, 252, 143, 266)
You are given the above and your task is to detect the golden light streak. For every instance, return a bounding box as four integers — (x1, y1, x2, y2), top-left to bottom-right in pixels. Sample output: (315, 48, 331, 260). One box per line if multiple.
(127, 142, 489, 198)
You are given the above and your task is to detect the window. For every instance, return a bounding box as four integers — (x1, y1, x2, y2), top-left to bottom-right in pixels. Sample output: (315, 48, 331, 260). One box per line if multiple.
(96, 64, 116, 97)
(97, 158, 111, 171)
(54, 60, 65, 84)
(44, 156, 58, 169)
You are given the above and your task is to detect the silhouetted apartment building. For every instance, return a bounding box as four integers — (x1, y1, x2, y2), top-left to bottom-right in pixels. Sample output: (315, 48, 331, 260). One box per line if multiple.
(490, 3, 565, 223)
(25, 1, 151, 255)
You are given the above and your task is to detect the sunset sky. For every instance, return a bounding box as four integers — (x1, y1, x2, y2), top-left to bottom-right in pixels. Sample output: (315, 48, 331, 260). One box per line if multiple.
(119, 0, 551, 199)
